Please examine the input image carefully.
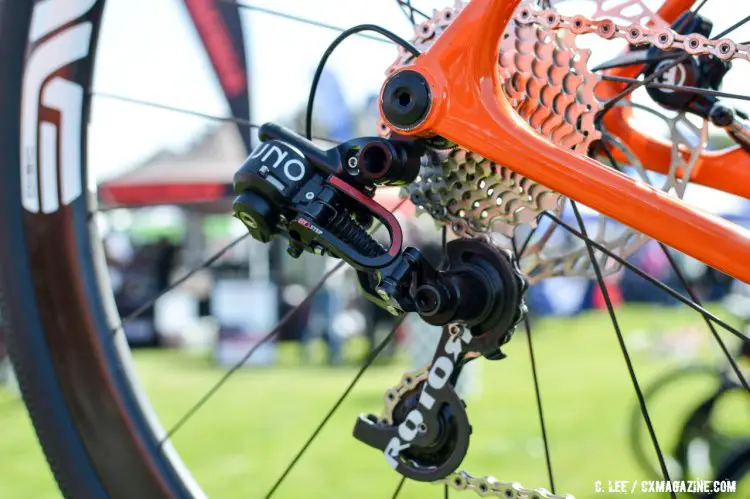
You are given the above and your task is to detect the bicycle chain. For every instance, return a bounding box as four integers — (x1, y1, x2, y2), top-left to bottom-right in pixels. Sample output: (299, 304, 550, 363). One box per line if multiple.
(378, 327, 572, 499)
(516, 4, 750, 62)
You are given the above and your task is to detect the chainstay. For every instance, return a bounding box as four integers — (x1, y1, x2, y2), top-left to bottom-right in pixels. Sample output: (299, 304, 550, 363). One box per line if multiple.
(517, 4, 750, 62)
(379, 328, 573, 498)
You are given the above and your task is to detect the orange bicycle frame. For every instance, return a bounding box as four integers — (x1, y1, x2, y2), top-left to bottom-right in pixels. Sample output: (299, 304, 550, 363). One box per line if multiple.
(380, 0, 750, 283)
(600, 0, 750, 199)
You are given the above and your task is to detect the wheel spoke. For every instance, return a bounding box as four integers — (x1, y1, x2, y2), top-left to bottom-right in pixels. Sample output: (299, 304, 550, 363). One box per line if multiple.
(569, 200, 675, 496)
(512, 237, 556, 494)
(595, 140, 750, 396)
(399, 0, 416, 26)
(600, 75, 750, 102)
(266, 314, 407, 497)
(392, 476, 407, 498)
(543, 212, 749, 343)
(396, 0, 430, 24)
(92, 92, 338, 144)
(93, 91, 259, 127)
(715, 14, 750, 39)
(517, 225, 539, 258)
(159, 260, 346, 445)
(112, 233, 250, 335)
(659, 243, 750, 394)
(597, 0, 725, 121)
(221, 0, 393, 45)
(686, 0, 711, 26)
(523, 314, 556, 493)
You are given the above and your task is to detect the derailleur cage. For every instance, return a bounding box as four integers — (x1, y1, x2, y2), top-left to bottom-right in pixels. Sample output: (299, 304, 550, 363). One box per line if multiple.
(352, 241, 527, 483)
(354, 325, 475, 482)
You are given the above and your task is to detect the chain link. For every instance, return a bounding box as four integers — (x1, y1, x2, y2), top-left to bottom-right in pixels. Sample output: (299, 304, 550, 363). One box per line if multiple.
(437, 470, 573, 499)
(381, 365, 429, 425)
(378, 324, 572, 498)
(516, 4, 750, 62)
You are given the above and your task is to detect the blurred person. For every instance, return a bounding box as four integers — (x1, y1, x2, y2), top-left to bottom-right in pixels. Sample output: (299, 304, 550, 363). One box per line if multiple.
(276, 278, 311, 343)
(359, 293, 402, 363)
(703, 267, 733, 301)
(0, 330, 18, 395)
(115, 243, 161, 347)
(620, 240, 679, 305)
(300, 282, 344, 365)
(531, 276, 589, 317)
(114, 237, 180, 348)
(589, 273, 624, 310)
(723, 280, 750, 334)
(355, 93, 381, 137)
(154, 236, 180, 293)
(104, 231, 134, 293)
(0, 325, 7, 385)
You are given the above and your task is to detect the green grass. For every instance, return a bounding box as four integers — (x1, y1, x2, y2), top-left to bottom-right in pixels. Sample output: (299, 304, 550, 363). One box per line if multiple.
(0, 305, 748, 498)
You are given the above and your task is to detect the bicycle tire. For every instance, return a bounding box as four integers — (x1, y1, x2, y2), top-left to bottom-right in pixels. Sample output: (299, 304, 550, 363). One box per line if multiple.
(701, 442, 750, 498)
(0, 1, 199, 497)
(628, 365, 722, 480)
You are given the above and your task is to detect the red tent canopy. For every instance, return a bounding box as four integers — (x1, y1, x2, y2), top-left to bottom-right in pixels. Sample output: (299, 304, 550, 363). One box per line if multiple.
(98, 124, 244, 211)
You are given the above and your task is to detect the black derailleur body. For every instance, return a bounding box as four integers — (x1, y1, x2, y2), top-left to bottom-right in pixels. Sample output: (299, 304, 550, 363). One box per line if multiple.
(233, 124, 528, 481)
(232, 122, 422, 269)
(233, 123, 525, 351)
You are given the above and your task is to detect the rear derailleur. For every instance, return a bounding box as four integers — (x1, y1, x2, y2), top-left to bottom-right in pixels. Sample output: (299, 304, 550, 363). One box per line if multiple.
(232, 124, 527, 482)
